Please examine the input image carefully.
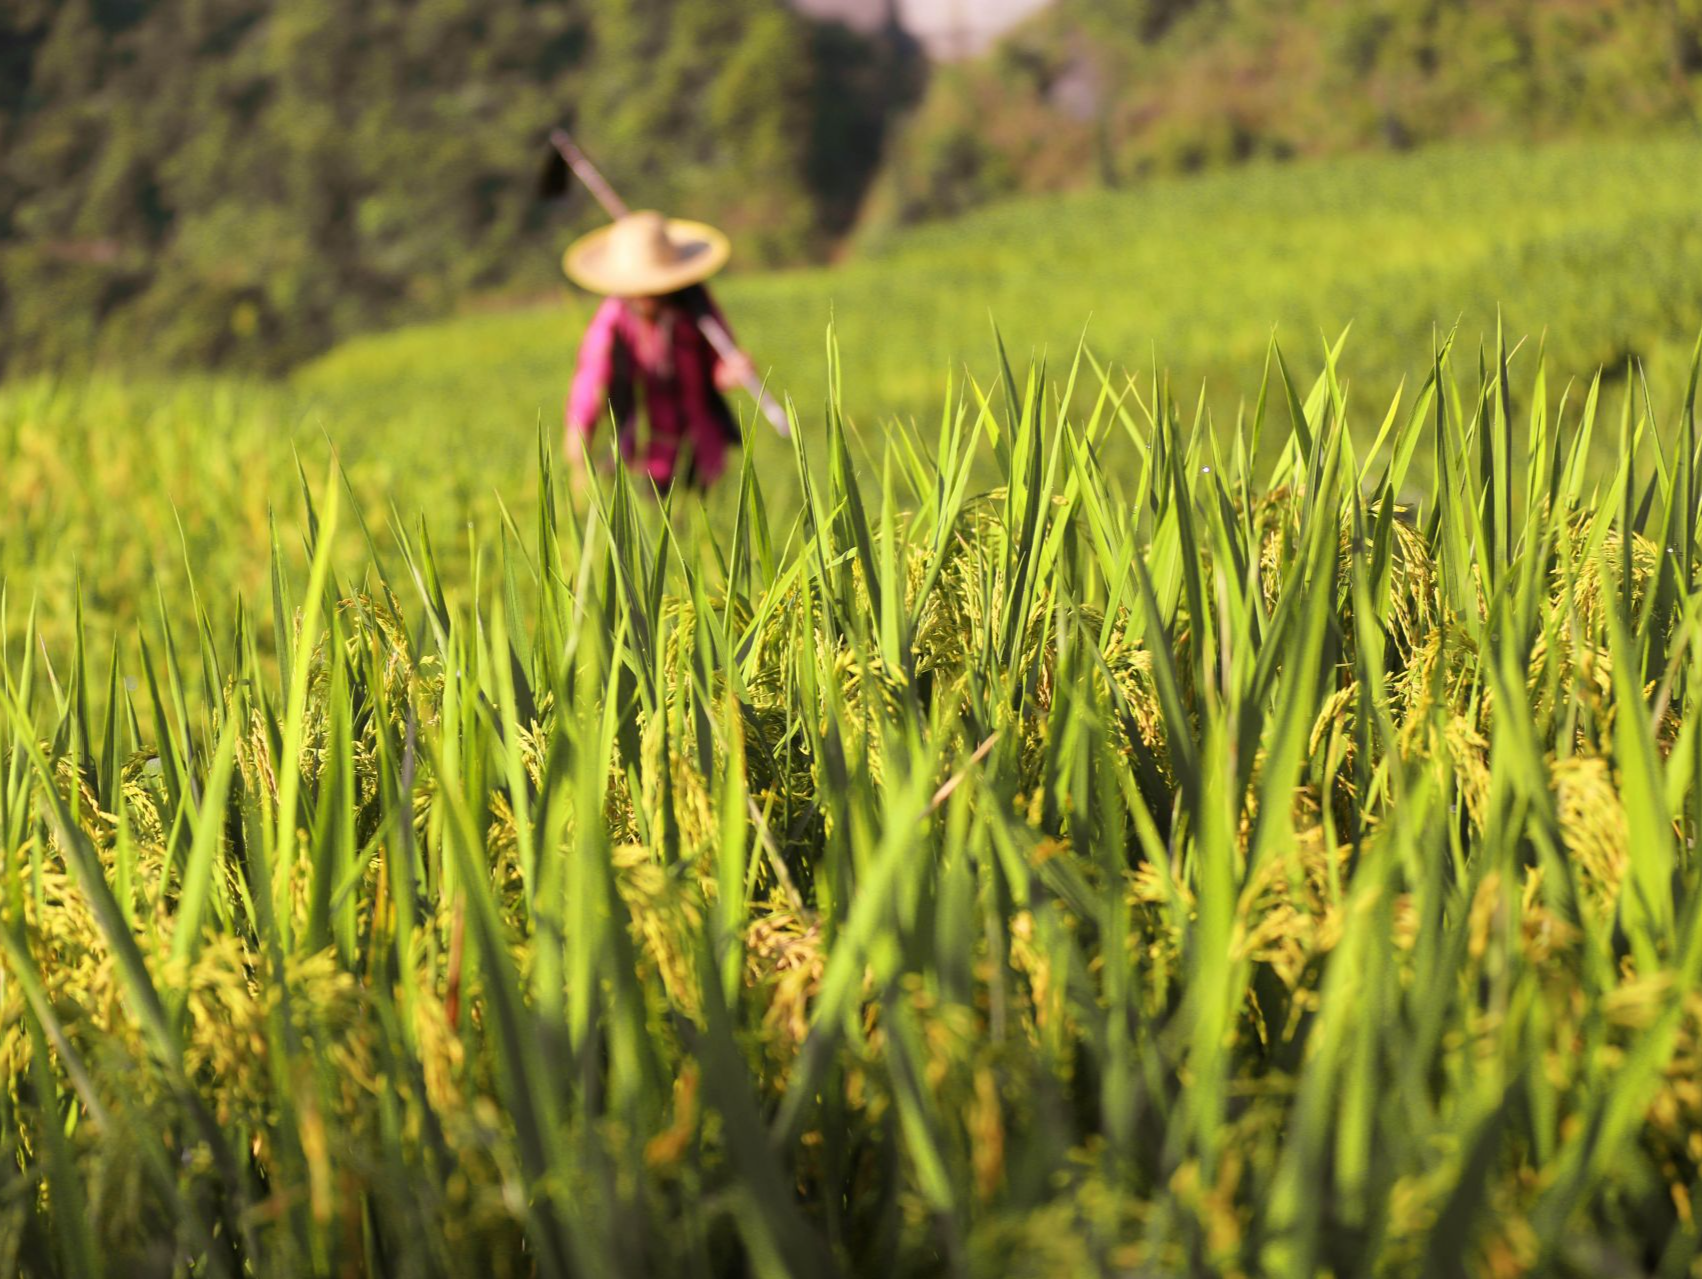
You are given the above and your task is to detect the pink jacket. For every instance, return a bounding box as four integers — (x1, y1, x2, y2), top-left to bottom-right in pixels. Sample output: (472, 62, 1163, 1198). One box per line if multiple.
(566, 294, 739, 487)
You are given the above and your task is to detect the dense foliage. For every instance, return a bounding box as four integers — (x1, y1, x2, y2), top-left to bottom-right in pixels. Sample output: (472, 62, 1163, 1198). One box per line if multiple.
(4, 331, 1702, 1275)
(871, 0, 1702, 224)
(0, 0, 922, 375)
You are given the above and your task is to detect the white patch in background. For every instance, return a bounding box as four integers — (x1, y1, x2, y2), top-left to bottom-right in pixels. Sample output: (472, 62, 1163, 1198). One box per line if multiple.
(789, 0, 1056, 58)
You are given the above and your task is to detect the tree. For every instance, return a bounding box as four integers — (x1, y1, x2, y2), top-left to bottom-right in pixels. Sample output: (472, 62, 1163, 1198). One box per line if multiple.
(0, 0, 922, 374)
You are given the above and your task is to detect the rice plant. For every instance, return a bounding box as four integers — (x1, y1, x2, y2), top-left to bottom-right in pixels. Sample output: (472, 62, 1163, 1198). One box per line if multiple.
(4, 325, 1702, 1277)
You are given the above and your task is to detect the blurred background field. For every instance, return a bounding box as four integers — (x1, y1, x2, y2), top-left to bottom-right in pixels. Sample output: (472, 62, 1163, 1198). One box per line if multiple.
(7, 132, 1702, 655)
(298, 132, 1702, 448)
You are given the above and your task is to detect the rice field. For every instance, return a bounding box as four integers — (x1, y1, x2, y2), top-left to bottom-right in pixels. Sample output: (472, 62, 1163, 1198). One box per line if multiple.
(5, 325, 1702, 1276)
(8, 134, 1701, 665)
(298, 133, 1702, 447)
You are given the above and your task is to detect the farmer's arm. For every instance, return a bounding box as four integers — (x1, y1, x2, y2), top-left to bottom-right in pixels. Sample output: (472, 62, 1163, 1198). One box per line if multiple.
(564, 299, 623, 485)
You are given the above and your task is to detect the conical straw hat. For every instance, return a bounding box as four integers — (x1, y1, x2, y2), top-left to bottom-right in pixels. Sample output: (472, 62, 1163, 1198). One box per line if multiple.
(562, 210, 731, 297)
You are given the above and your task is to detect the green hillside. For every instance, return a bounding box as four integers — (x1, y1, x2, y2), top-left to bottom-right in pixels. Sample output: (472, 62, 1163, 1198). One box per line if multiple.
(297, 134, 1702, 461)
(872, 0, 1702, 223)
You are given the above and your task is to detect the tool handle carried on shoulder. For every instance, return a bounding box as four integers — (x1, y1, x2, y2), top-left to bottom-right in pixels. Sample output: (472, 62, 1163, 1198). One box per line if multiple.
(549, 128, 790, 438)
(698, 314, 791, 438)
(549, 129, 629, 220)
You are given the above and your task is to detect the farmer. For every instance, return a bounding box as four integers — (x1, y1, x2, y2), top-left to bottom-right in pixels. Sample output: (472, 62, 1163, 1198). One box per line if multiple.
(562, 210, 756, 493)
